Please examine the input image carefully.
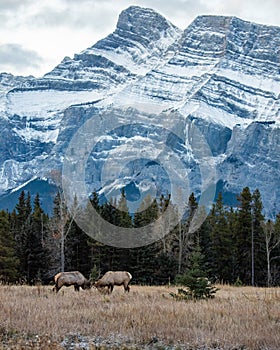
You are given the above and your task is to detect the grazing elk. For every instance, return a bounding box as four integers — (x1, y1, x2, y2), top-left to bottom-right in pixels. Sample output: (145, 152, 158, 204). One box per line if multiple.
(53, 271, 91, 293)
(94, 271, 132, 294)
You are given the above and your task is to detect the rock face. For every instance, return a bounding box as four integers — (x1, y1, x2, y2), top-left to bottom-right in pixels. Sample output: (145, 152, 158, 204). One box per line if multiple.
(0, 6, 279, 216)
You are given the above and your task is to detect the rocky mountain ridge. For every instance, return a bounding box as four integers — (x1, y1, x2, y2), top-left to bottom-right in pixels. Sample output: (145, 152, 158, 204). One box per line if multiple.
(0, 6, 279, 216)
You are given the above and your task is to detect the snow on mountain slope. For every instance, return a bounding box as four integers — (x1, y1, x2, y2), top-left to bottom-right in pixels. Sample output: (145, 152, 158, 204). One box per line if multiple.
(0, 7, 279, 216)
(4, 6, 182, 146)
(0, 6, 182, 196)
(44, 6, 182, 82)
(0, 73, 34, 115)
(112, 15, 280, 127)
(54, 6, 182, 78)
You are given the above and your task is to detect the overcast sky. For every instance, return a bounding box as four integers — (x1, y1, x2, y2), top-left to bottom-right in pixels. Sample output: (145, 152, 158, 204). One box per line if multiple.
(0, 0, 279, 77)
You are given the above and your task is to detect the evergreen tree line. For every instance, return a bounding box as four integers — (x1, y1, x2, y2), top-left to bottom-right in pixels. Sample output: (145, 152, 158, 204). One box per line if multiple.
(0, 187, 279, 287)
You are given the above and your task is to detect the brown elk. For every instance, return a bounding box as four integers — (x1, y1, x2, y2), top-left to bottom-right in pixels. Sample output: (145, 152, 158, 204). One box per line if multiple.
(94, 271, 132, 294)
(53, 271, 91, 293)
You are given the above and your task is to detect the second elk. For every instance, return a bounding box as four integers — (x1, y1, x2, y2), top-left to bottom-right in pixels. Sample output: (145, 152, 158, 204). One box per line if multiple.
(94, 271, 132, 294)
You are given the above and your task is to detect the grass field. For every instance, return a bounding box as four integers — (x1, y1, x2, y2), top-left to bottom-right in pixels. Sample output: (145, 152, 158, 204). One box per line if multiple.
(0, 284, 280, 349)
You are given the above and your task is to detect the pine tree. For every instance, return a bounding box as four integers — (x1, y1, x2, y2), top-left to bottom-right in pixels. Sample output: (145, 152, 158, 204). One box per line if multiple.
(90, 191, 100, 211)
(158, 194, 172, 254)
(65, 220, 92, 277)
(91, 192, 133, 273)
(134, 194, 158, 227)
(26, 192, 32, 219)
(87, 191, 115, 276)
(117, 190, 133, 228)
(100, 198, 118, 226)
(174, 193, 198, 274)
(172, 242, 218, 300)
(251, 189, 266, 285)
(198, 209, 212, 277)
(152, 250, 177, 285)
(234, 187, 253, 285)
(14, 191, 32, 282)
(101, 199, 119, 261)
(188, 192, 198, 217)
(0, 210, 19, 282)
(226, 207, 239, 283)
(27, 193, 48, 284)
(131, 195, 161, 284)
(208, 193, 233, 283)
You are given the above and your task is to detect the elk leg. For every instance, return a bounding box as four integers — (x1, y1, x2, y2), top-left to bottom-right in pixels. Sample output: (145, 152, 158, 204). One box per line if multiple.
(54, 284, 61, 293)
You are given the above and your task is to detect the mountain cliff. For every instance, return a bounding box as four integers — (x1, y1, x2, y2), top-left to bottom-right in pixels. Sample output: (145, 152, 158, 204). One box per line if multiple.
(0, 6, 279, 216)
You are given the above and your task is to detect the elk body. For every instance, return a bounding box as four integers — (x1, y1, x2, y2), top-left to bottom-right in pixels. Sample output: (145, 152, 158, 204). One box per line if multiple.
(53, 271, 91, 293)
(94, 271, 132, 294)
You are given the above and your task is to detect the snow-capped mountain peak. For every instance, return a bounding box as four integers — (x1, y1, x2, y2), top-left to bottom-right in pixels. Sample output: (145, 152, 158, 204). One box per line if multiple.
(0, 7, 279, 216)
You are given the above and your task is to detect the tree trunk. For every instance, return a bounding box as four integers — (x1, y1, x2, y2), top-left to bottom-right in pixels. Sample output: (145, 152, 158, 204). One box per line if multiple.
(251, 218, 255, 286)
(61, 230, 65, 272)
(178, 220, 182, 274)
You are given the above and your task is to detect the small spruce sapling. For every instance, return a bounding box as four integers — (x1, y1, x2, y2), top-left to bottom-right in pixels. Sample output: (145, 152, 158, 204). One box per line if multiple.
(171, 245, 218, 300)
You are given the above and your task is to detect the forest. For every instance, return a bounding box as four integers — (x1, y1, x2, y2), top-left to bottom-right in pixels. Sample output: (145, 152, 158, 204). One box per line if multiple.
(0, 187, 280, 287)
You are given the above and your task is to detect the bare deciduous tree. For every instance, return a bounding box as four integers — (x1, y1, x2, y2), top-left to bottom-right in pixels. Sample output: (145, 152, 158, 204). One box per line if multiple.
(261, 218, 280, 286)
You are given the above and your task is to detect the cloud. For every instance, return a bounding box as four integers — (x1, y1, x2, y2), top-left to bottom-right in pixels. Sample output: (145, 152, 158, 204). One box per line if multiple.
(0, 0, 30, 11)
(198, 0, 280, 25)
(0, 0, 278, 76)
(0, 43, 43, 74)
(0, 0, 34, 28)
(26, 3, 115, 32)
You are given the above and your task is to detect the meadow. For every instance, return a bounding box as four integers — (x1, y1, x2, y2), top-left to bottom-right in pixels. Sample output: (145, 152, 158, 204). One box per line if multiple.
(0, 284, 280, 349)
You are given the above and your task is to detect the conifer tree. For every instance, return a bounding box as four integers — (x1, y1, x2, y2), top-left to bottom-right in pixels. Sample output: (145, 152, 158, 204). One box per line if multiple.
(251, 189, 265, 285)
(90, 191, 100, 211)
(65, 220, 92, 277)
(158, 194, 172, 254)
(27, 193, 48, 284)
(173, 240, 218, 300)
(100, 198, 118, 226)
(132, 195, 160, 284)
(134, 194, 158, 227)
(174, 192, 198, 274)
(234, 187, 253, 285)
(0, 210, 19, 282)
(117, 189, 133, 228)
(92, 192, 133, 272)
(226, 207, 239, 282)
(86, 191, 107, 276)
(208, 193, 233, 283)
(198, 209, 212, 277)
(100, 198, 120, 268)
(14, 191, 32, 281)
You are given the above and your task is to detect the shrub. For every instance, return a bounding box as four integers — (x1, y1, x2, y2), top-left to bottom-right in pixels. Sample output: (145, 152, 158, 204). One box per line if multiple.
(171, 246, 218, 300)
(170, 277, 218, 301)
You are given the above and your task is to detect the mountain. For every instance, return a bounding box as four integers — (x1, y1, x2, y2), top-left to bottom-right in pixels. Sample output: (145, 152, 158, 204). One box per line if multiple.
(0, 6, 279, 217)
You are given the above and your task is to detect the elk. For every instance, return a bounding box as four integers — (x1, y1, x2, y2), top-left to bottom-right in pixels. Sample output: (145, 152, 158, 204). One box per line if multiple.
(94, 271, 132, 294)
(53, 271, 91, 293)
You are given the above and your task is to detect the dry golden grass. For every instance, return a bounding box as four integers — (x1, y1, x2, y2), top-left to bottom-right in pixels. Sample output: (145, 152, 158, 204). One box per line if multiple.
(0, 284, 280, 349)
